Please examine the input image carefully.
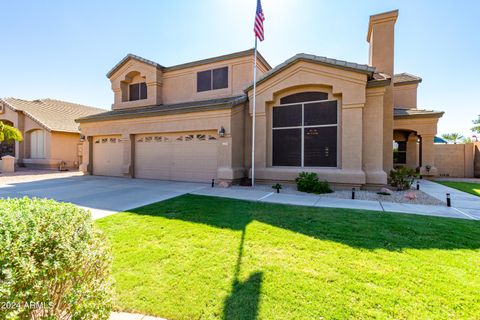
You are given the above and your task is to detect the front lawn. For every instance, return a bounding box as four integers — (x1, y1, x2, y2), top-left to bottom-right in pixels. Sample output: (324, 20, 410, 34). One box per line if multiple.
(96, 194, 480, 319)
(435, 181, 480, 197)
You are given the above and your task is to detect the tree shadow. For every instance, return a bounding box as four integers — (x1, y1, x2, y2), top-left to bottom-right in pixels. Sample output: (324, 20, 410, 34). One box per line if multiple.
(129, 194, 480, 251)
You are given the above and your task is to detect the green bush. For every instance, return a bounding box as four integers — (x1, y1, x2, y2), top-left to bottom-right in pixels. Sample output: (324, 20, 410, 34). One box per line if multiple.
(389, 166, 417, 190)
(295, 172, 333, 194)
(0, 197, 113, 320)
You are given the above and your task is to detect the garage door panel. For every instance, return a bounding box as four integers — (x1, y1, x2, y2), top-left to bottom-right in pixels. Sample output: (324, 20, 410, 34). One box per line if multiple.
(93, 136, 123, 177)
(134, 133, 218, 182)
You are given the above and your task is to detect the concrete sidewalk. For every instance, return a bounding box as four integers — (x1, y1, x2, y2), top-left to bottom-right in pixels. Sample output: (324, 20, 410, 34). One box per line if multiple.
(192, 180, 480, 220)
(419, 179, 480, 218)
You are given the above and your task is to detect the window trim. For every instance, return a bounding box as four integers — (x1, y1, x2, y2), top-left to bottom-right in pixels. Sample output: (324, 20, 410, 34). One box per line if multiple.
(272, 99, 339, 168)
(129, 82, 147, 101)
(393, 140, 407, 165)
(196, 66, 229, 92)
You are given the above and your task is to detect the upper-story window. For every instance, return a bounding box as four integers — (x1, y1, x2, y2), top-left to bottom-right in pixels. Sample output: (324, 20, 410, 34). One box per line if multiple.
(197, 67, 228, 92)
(129, 82, 147, 101)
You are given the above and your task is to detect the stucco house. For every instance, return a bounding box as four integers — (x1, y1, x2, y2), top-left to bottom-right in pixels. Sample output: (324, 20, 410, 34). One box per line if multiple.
(0, 98, 104, 169)
(76, 10, 444, 187)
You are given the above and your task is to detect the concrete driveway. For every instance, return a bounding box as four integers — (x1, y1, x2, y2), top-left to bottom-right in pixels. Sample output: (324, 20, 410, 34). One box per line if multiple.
(0, 175, 207, 219)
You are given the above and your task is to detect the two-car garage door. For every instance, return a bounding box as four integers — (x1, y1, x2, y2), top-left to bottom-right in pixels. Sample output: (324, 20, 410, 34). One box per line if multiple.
(134, 133, 218, 182)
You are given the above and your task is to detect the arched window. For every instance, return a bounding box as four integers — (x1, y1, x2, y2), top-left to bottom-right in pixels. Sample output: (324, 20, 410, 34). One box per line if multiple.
(121, 71, 147, 102)
(0, 120, 16, 157)
(272, 92, 338, 167)
(30, 129, 46, 159)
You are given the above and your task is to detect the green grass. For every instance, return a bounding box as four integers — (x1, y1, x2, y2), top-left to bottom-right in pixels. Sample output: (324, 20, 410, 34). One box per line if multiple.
(435, 181, 480, 197)
(96, 194, 480, 319)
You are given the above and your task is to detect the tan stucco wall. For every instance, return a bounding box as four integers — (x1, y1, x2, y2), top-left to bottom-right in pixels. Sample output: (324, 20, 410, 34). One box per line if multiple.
(394, 116, 440, 176)
(394, 84, 418, 109)
(1, 105, 81, 169)
(435, 143, 475, 178)
(367, 10, 398, 174)
(110, 60, 163, 110)
(50, 132, 81, 168)
(244, 59, 380, 186)
(79, 106, 246, 181)
(475, 142, 480, 178)
(109, 54, 269, 110)
(162, 55, 268, 105)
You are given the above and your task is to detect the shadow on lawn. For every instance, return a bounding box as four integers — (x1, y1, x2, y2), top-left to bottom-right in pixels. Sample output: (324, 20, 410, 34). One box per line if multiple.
(129, 194, 480, 251)
(222, 228, 263, 320)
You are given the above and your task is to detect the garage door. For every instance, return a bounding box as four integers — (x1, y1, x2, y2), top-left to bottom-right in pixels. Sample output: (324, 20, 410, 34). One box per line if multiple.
(93, 136, 123, 176)
(135, 132, 218, 182)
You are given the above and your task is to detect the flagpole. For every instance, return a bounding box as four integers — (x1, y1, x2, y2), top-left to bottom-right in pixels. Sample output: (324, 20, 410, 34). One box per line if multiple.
(251, 37, 258, 187)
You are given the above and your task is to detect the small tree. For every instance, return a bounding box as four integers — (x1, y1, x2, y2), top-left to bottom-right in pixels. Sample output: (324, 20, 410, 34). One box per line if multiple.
(441, 132, 464, 144)
(462, 137, 474, 144)
(0, 121, 23, 143)
(472, 115, 480, 134)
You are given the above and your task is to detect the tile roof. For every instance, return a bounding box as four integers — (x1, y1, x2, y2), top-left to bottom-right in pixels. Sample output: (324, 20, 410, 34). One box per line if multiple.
(245, 53, 376, 91)
(76, 95, 247, 123)
(2, 98, 105, 133)
(394, 108, 444, 119)
(106, 49, 272, 78)
(393, 73, 422, 85)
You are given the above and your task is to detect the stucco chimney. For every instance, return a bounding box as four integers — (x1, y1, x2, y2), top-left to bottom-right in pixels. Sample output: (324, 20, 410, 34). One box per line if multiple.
(367, 10, 398, 75)
(367, 10, 399, 172)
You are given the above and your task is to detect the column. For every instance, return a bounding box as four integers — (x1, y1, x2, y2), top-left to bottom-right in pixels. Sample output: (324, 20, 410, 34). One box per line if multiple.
(419, 134, 438, 176)
(406, 133, 418, 169)
(363, 88, 387, 185)
(121, 133, 133, 177)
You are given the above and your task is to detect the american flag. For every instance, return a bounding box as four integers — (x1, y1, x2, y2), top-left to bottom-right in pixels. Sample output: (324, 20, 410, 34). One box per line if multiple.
(254, 0, 265, 41)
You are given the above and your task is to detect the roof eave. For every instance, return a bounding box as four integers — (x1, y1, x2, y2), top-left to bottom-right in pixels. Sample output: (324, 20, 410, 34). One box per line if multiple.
(245, 55, 374, 92)
(76, 97, 247, 123)
(106, 54, 165, 78)
(165, 48, 272, 72)
(394, 112, 444, 120)
(394, 79, 422, 86)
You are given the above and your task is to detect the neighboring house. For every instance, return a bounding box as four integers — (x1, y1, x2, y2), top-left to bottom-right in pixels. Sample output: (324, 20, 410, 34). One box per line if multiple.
(0, 98, 104, 169)
(76, 10, 444, 187)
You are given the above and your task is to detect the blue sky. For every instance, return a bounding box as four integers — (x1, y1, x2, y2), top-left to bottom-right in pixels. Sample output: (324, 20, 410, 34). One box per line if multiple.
(1, 0, 479, 138)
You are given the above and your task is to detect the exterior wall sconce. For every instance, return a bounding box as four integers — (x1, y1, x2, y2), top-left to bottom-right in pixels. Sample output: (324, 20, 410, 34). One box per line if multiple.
(80, 134, 85, 142)
(219, 126, 226, 137)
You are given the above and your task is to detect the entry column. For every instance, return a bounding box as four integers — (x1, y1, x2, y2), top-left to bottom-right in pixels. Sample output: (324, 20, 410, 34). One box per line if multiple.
(419, 134, 438, 176)
(121, 133, 134, 178)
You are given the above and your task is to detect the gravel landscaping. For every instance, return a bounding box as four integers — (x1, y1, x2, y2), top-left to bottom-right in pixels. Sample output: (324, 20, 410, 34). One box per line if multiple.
(230, 183, 445, 206)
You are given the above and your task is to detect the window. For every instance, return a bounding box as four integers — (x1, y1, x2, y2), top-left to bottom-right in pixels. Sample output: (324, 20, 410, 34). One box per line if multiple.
(197, 67, 228, 92)
(30, 129, 45, 159)
(272, 97, 337, 167)
(129, 82, 147, 101)
(393, 141, 407, 164)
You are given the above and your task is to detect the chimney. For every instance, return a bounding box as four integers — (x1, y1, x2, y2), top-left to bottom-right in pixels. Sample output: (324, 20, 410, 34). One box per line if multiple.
(367, 10, 398, 76)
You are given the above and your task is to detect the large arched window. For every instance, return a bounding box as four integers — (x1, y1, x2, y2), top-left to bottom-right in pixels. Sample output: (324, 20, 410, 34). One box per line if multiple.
(30, 129, 46, 159)
(272, 92, 338, 167)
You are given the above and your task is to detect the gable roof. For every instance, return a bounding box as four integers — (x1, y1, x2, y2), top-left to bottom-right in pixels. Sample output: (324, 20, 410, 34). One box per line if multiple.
(106, 49, 272, 79)
(245, 53, 376, 92)
(1, 98, 105, 133)
(76, 95, 247, 123)
(393, 73, 422, 86)
(106, 54, 165, 78)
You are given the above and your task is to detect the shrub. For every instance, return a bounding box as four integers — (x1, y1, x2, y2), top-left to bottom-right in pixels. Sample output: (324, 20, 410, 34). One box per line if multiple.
(0, 197, 113, 320)
(389, 166, 417, 190)
(295, 172, 333, 194)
